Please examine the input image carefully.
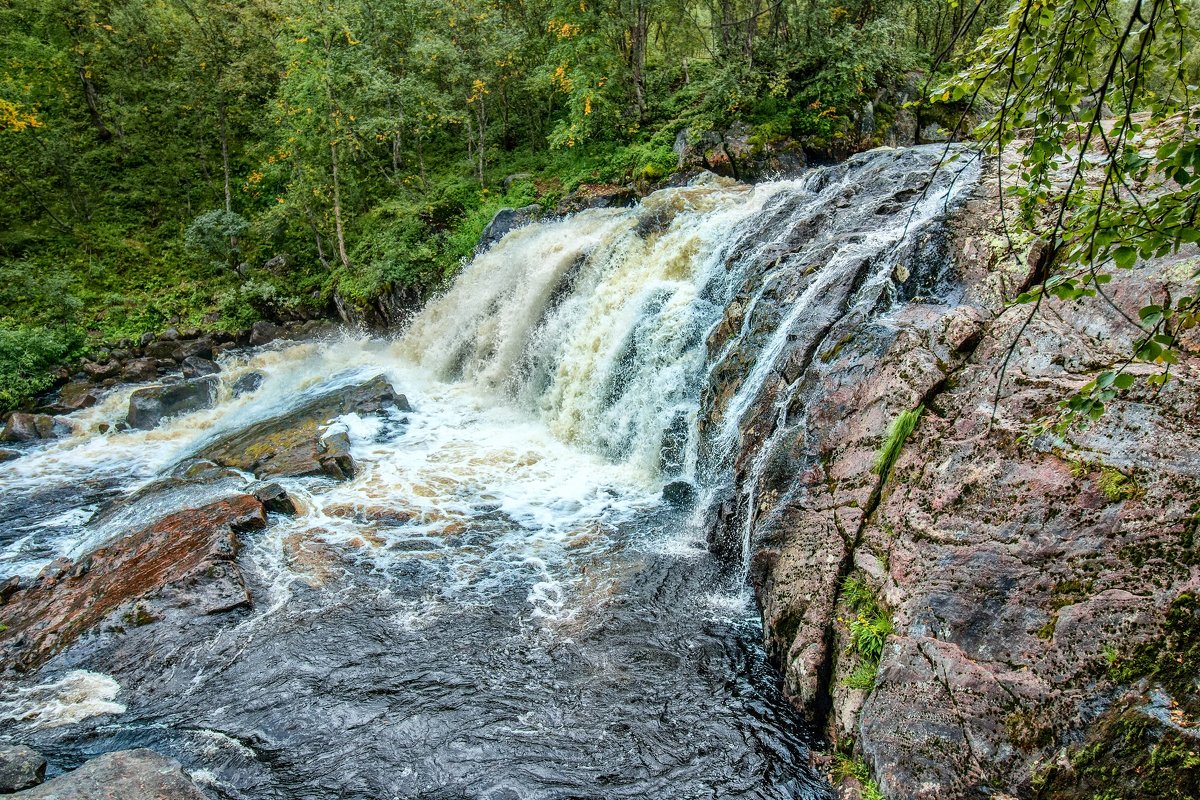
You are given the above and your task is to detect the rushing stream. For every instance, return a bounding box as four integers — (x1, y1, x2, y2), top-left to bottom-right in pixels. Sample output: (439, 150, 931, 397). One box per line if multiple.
(0, 145, 977, 799)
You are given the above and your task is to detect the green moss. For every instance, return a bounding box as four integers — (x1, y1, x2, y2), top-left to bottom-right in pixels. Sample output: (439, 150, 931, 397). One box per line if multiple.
(1109, 592, 1200, 714)
(1097, 467, 1143, 503)
(1036, 705, 1200, 799)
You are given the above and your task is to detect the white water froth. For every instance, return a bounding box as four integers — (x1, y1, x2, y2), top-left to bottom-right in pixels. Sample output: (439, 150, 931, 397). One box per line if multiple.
(0, 670, 126, 728)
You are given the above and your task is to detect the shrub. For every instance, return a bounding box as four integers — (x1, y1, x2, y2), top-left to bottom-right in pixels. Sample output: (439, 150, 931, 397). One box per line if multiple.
(0, 324, 82, 411)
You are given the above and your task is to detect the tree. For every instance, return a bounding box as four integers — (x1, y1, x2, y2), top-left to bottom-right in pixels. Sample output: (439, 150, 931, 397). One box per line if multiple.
(939, 0, 1200, 429)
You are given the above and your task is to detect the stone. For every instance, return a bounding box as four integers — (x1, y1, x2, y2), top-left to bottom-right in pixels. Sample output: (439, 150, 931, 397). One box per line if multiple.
(54, 381, 99, 412)
(9, 749, 206, 799)
(126, 376, 219, 430)
(1, 413, 40, 443)
(172, 337, 213, 362)
(1, 413, 67, 443)
(81, 360, 119, 380)
(192, 375, 406, 480)
(231, 371, 265, 397)
(0, 495, 266, 671)
(253, 482, 298, 515)
(0, 575, 20, 603)
(703, 150, 1200, 798)
(0, 745, 46, 793)
(118, 357, 159, 383)
(181, 356, 220, 378)
(249, 320, 284, 347)
(0, 448, 19, 462)
(478, 205, 541, 251)
(142, 340, 179, 360)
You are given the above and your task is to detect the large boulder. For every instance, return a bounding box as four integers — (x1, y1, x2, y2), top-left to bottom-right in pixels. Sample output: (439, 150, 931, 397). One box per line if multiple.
(52, 382, 100, 413)
(191, 374, 408, 481)
(674, 123, 806, 181)
(0, 745, 46, 793)
(705, 150, 1200, 798)
(10, 749, 206, 799)
(0, 494, 266, 671)
(478, 205, 541, 251)
(126, 376, 219, 430)
(1, 413, 69, 443)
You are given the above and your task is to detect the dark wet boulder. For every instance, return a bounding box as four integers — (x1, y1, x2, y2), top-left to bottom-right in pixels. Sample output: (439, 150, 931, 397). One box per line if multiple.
(126, 376, 219, 430)
(249, 320, 284, 347)
(172, 337, 214, 362)
(0, 448, 20, 462)
(0, 576, 22, 603)
(120, 357, 162, 383)
(478, 205, 541, 251)
(0, 495, 267, 671)
(9, 749, 206, 799)
(555, 184, 638, 215)
(191, 375, 408, 481)
(253, 482, 298, 515)
(0, 745, 45, 793)
(1, 413, 69, 443)
(142, 339, 180, 360)
(231, 371, 265, 397)
(53, 381, 100, 413)
(181, 355, 220, 378)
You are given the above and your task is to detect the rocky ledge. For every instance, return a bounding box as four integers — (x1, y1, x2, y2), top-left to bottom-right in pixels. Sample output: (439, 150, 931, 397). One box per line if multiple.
(7, 748, 207, 799)
(703, 157, 1200, 797)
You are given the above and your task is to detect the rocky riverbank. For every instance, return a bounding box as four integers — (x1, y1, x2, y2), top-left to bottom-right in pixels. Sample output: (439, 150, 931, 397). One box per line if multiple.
(702, 153, 1200, 797)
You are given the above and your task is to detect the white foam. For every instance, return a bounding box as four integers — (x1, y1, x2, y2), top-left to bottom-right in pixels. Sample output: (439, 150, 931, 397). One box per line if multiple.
(0, 670, 126, 728)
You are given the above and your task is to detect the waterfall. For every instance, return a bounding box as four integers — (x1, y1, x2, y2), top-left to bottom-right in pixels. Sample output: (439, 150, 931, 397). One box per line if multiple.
(398, 146, 980, 498)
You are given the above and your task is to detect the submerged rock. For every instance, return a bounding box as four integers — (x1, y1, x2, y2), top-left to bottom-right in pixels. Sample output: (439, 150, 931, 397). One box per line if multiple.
(231, 371, 265, 397)
(53, 381, 99, 413)
(192, 374, 408, 481)
(0, 448, 20, 462)
(0, 745, 46, 793)
(662, 480, 697, 508)
(0, 495, 266, 671)
(126, 376, 219, 430)
(9, 749, 205, 799)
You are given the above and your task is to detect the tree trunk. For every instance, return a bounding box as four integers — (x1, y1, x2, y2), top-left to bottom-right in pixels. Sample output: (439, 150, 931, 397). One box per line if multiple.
(329, 139, 351, 270)
(78, 67, 113, 142)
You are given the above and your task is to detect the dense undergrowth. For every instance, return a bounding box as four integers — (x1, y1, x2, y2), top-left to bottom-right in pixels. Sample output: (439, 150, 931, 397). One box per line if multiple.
(0, 0, 999, 411)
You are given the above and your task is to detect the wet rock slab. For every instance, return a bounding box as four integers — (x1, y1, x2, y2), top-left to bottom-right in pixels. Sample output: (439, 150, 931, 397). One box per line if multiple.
(0, 495, 267, 672)
(9, 749, 205, 799)
(191, 374, 409, 480)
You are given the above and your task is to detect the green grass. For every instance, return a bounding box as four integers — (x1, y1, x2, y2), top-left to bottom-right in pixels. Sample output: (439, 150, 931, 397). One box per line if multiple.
(872, 405, 924, 478)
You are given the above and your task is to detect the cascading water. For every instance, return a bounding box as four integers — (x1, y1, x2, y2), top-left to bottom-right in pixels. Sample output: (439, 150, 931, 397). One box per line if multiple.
(0, 145, 977, 800)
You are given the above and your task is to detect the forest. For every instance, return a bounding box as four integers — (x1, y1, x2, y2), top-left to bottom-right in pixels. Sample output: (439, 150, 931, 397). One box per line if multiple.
(0, 0, 1006, 409)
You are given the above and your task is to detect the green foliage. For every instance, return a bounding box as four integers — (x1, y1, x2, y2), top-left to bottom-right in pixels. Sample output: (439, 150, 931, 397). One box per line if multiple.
(840, 575, 894, 691)
(0, 0, 1003, 408)
(842, 659, 879, 691)
(0, 324, 82, 411)
(872, 405, 923, 478)
(940, 1, 1200, 429)
(832, 752, 886, 800)
(186, 210, 250, 271)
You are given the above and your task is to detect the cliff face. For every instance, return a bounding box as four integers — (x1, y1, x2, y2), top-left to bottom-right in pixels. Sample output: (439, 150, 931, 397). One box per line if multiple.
(703, 158, 1200, 798)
